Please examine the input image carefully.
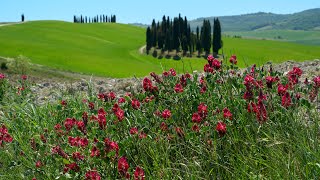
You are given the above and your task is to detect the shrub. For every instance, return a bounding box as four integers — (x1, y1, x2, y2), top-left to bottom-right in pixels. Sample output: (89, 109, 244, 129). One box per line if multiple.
(152, 49, 158, 58)
(7, 55, 30, 74)
(1, 62, 8, 70)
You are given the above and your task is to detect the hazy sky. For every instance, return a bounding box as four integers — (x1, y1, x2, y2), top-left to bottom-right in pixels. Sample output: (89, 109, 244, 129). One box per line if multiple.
(1, 0, 319, 24)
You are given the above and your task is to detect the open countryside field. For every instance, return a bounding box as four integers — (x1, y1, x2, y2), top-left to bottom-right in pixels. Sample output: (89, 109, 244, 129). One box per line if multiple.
(0, 21, 320, 78)
(224, 30, 320, 45)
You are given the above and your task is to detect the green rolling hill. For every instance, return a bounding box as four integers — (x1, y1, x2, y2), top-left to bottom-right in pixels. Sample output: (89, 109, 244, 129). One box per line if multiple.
(0, 21, 319, 78)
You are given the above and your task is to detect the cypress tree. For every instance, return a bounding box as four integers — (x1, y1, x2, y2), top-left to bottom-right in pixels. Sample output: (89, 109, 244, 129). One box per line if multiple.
(85, 17, 87, 23)
(21, 14, 25, 22)
(151, 19, 157, 47)
(212, 18, 222, 55)
(146, 27, 152, 55)
(173, 18, 180, 53)
(201, 20, 211, 55)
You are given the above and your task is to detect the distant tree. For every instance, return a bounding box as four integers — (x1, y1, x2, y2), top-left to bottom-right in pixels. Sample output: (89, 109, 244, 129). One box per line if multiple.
(100, 15, 102, 23)
(21, 14, 25, 22)
(151, 19, 157, 47)
(114, 15, 116, 23)
(212, 18, 222, 55)
(85, 16, 88, 23)
(201, 20, 211, 55)
(103, 15, 106, 23)
(146, 27, 152, 55)
(89, 17, 91, 23)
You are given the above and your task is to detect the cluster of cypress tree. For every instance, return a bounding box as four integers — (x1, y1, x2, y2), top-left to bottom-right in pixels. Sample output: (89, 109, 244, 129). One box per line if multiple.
(73, 15, 116, 23)
(146, 14, 222, 57)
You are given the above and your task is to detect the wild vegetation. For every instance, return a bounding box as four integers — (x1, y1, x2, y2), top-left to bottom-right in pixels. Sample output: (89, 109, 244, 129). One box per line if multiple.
(0, 55, 319, 179)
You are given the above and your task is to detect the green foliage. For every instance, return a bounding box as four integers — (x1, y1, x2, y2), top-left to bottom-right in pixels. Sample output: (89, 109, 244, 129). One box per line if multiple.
(7, 55, 30, 75)
(0, 59, 319, 179)
(1, 62, 8, 70)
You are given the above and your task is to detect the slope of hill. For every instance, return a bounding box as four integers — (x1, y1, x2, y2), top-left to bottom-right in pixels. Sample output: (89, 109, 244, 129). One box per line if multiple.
(190, 8, 320, 31)
(0, 21, 320, 78)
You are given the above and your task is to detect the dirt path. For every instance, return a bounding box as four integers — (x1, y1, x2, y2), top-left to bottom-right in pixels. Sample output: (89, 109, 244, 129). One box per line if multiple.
(0, 22, 24, 27)
(139, 45, 146, 54)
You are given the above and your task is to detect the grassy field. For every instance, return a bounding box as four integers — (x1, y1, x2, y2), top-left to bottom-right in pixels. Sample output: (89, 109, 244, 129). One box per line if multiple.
(0, 21, 320, 77)
(224, 30, 320, 45)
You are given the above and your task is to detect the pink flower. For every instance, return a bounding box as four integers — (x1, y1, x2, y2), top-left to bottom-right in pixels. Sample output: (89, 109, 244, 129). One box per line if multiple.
(229, 55, 237, 65)
(118, 97, 126, 104)
(282, 92, 292, 108)
(161, 109, 171, 119)
(0, 73, 6, 79)
(21, 75, 28, 80)
(72, 152, 84, 161)
(130, 127, 138, 135)
(277, 84, 288, 96)
(223, 108, 233, 120)
(118, 156, 130, 176)
(106, 92, 116, 101)
(216, 121, 226, 137)
(313, 76, 320, 88)
(116, 109, 125, 121)
(204, 64, 213, 73)
(85, 170, 101, 180)
(134, 166, 145, 180)
(35, 160, 42, 168)
(88, 102, 95, 110)
(170, 68, 176, 76)
(64, 118, 76, 131)
(192, 112, 201, 123)
(131, 99, 141, 109)
(191, 124, 200, 132)
(174, 83, 184, 93)
(90, 146, 100, 157)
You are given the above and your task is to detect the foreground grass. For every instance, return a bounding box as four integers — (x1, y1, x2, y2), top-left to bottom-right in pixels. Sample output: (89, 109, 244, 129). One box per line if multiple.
(0, 21, 320, 78)
(0, 57, 319, 179)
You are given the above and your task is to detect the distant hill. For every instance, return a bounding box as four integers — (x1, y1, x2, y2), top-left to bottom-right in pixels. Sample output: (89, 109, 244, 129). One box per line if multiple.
(190, 8, 320, 31)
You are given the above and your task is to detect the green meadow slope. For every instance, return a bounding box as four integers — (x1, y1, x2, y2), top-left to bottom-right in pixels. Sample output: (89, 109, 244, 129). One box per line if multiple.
(0, 21, 319, 77)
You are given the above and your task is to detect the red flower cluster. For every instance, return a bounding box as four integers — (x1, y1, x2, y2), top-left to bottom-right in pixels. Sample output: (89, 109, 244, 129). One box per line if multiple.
(161, 109, 171, 119)
(287, 67, 302, 85)
(68, 136, 89, 147)
(118, 156, 130, 177)
(205, 55, 221, 73)
(0, 125, 13, 146)
(223, 108, 233, 120)
(85, 170, 101, 180)
(0, 73, 5, 79)
(174, 83, 184, 93)
(229, 55, 237, 65)
(131, 99, 141, 109)
(134, 166, 145, 180)
(64, 163, 80, 173)
(216, 121, 226, 137)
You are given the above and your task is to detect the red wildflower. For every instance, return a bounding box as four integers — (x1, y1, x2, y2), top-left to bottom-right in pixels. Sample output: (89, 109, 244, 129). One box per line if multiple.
(200, 85, 207, 94)
(64, 118, 76, 131)
(85, 170, 101, 180)
(313, 76, 320, 88)
(204, 64, 214, 73)
(0, 125, 13, 146)
(82, 112, 88, 125)
(40, 134, 47, 143)
(174, 83, 184, 93)
(118, 156, 130, 176)
(256, 100, 268, 123)
(212, 59, 221, 70)
(282, 92, 292, 108)
(98, 114, 106, 129)
(192, 112, 202, 123)
(198, 103, 208, 118)
(134, 166, 145, 180)
(72, 152, 85, 161)
(223, 108, 233, 120)
(35, 160, 42, 168)
(277, 84, 288, 96)
(143, 77, 153, 91)
(97, 93, 105, 100)
(64, 163, 80, 173)
(265, 76, 275, 89)
(170, 68, 176, 76)
(161, 109, 171, 119)
(139, 132, 147, 139)
(21, 75, 28, 80)
(61, 100, 67, 106)
(98, 108, 107, 116)
(130, 127, 138, 135)
(175, 127, 185, 138)
(116, 108, 125, 121)
(90, 146, 100, 157)
(0, 73, 5, 79)
(118, 97, 126, 104)
(77, 121, 86, 134)
(160, 122, 168, 131)
(229, 55, 237, 65)
(150, 72, 162, 83)
(216, 121, 226, 137)
(131, 99, 141, 109)
(51, 146, 69, 159)
(191, 124, 200, 132)
(106, 92, 116, 101)
(88, 102, 95, 110)
(243, 90, 253, 100)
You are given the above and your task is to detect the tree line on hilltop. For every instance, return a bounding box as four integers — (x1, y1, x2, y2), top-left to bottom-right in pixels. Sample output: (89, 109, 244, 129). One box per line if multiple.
(73, 15, 116, 23)
(146, 14, 222, 58)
